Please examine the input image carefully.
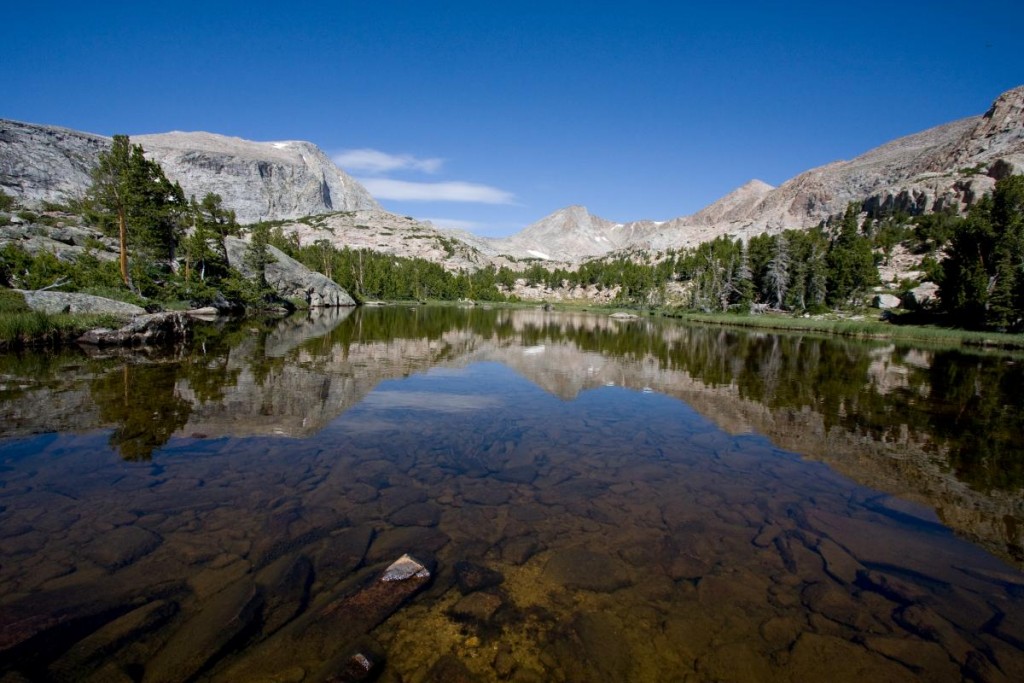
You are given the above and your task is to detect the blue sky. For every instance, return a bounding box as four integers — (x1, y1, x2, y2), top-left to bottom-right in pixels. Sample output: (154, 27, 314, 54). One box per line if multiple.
(5, 1, 1022, 236)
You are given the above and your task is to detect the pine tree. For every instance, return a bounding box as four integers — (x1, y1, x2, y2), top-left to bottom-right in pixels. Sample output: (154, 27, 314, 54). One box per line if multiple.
(826, 203, 878, 306)
(244, 222, 274, 303)
(940, 175, 1024, 330)
(88, 135, 133, 286)
(88, 135, 186, 290)
(765, 234, 790, 308)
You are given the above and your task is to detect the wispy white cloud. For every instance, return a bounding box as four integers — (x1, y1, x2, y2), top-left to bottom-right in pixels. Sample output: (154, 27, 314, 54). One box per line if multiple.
(361, 391, 502, 413)
(359, 178, 516, 204)
(333, 148, 444, 174)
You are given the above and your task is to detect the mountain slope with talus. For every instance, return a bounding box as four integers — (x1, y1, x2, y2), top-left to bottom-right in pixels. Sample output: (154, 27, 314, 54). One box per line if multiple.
(491, 85, 1024, 262)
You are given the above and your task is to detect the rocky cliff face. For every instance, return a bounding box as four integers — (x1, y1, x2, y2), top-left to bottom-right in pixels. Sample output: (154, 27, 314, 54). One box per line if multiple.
(135, 131, 379, 223)
(0, 121, 379, 223)
(0, 120, 109, 205)
(266, 209, 489, 272)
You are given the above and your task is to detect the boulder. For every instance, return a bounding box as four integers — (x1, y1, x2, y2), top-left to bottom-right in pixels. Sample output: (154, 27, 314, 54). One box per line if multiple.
(905, 282, 939, 309)
(873, 293, 902, 310)
(448, 591, 503, 623)
(77, 312, 191, 346)
(18, 290, 145, 316)
(82, 526, 162, 570)
(224, 236, 355, 308)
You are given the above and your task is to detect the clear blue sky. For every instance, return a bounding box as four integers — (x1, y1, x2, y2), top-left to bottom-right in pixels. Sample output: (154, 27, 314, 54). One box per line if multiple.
(4, 1, 1022, 236)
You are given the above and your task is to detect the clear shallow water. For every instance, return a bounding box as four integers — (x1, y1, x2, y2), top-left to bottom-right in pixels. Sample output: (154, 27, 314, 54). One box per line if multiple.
(1, 307, 1023, 682)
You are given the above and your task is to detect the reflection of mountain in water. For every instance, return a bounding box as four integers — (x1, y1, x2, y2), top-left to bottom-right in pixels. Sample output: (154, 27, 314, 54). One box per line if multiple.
(0, 306, 1021, 565)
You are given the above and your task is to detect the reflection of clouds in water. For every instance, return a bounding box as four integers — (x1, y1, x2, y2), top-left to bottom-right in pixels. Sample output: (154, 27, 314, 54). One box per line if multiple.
(360, 391, 502, 413)
(334, 418, 406, 432)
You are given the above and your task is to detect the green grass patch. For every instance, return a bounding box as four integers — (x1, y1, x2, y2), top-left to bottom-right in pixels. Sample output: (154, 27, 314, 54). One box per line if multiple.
(0, 308, 125, 350)
(1, 287, 128, 348)
(672, 311, 1024, 350)
(0, 288, 30, 313)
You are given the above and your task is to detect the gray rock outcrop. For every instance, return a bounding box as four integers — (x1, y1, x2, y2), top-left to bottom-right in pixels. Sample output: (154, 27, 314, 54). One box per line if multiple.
(77, 312, 192, 346)
(223, 236, 356, 307)
(18, 290, 146, 316)
(873, 293, 902, 310)
(905, 282, 939, 308)
(0, 120, 108, 205)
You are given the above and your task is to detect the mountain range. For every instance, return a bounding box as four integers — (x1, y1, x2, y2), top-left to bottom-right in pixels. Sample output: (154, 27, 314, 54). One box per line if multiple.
(2, 85, 1022, 265)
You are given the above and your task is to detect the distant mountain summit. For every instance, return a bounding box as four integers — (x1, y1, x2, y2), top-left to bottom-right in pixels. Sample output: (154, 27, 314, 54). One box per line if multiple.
(495, 85, 1024, 262)
(0, 122, 379, 223)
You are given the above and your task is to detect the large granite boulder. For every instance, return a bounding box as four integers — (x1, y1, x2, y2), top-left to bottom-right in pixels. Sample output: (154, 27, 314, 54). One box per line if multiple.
(18, 290, 145, 316)
(224, 236, 356, 307)
(872, 293, 902, 310)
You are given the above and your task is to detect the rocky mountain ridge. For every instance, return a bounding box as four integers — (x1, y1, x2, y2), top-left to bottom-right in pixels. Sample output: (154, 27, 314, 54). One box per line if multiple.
(2, 85, 1023, 267)
(484, 85, 1024, 262)
(0, 121, 380, 223)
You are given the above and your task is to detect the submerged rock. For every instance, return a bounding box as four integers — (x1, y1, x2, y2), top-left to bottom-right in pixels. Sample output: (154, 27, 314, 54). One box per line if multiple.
(221, 554, 433, 681)
(425, 654, 482, 683)
(319, 647, 383, 683)
(454, 561, 505, 595)
(542, 548, 632, 593)
(255, 554, 313, 637)
(449, 591, 503, 624)
(143, 579, 264, 683)
(82, 525, 162, 570)
(48, 600, 178, 681)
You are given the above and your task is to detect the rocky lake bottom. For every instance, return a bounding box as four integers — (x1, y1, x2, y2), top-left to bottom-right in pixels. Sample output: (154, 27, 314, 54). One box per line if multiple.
(1, 306, 1023, 682)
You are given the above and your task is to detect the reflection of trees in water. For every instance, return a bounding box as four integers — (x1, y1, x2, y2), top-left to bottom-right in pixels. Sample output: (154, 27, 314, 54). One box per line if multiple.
(41, 305, 1024, 487)
(925, 353, 1024, 491)
(495, 315, 1024, 493)
(91, 364, 192, 461)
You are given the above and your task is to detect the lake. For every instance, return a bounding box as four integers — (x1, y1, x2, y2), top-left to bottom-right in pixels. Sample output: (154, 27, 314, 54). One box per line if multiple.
(1, 306, 1023, 682)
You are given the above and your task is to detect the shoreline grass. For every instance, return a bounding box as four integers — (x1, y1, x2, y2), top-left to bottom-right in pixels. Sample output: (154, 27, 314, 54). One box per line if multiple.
(667, 311, 1024, 350)
(0, 290, 126, 350)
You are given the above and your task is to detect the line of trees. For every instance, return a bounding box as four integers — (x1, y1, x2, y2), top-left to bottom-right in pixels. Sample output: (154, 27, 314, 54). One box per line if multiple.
(266, 229, 508, 302)
(939, 175, 1024, 330)
(520, 202, 879, 312)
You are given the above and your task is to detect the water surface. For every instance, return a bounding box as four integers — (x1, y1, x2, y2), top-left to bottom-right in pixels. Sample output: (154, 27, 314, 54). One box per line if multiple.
(1, 307, 1023, 682)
